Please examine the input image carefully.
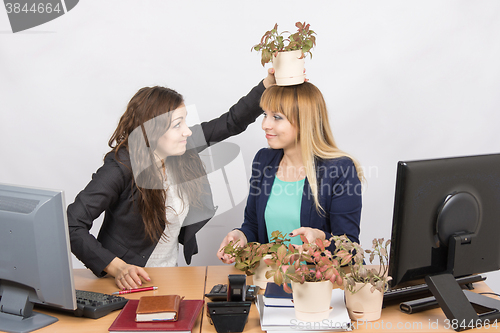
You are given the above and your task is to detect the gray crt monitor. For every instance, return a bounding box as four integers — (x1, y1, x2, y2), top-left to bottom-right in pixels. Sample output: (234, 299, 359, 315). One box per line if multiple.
(0, 183, 76, 333)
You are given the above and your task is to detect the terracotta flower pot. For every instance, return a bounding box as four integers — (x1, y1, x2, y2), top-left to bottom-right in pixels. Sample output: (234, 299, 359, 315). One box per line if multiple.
(272, 50, 305, 86)
(252, 255, 274, 289)
(291, 280, 333, 321)
(344, 282, 384, 321)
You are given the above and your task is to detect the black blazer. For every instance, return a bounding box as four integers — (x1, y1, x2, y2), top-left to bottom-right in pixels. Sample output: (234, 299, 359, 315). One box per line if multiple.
(68, 81, 266, 277)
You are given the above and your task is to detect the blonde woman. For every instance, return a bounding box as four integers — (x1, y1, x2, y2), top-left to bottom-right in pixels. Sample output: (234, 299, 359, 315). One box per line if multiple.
(218, 82, 363, 263)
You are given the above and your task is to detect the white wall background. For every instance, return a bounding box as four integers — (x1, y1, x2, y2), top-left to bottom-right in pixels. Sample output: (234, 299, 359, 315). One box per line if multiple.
(1, 1, 500, 291)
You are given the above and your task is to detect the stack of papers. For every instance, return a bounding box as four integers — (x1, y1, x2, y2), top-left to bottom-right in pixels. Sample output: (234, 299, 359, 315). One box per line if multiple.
(256, 289, 352, 332)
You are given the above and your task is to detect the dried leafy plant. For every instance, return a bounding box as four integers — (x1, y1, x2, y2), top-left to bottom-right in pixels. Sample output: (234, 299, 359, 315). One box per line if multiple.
(332, 235, 392, 293)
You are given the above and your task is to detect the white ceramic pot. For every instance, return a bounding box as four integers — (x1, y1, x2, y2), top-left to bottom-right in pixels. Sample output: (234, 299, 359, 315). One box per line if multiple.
(291, 280, 333, 321)
(252, 255, 274, 289)
(272, 50, 305, 86)
(344, 282, 384, 321)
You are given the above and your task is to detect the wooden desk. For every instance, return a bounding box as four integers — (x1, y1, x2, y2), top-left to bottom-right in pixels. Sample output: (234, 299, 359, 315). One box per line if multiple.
(356, 280, 497, 332)
(204, 265, 500, 333)
(24, 266, 207, 333)
(4, 266, 498, 333)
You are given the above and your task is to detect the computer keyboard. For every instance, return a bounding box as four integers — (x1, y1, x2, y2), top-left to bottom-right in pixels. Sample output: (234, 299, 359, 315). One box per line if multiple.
(73, 290, 129, 319)
(35, 289, 128, 319)
(383, 274, 486, 306)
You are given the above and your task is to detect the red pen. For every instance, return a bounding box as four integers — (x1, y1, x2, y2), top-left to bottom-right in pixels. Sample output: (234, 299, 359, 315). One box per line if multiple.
(112, 286, 158, 295)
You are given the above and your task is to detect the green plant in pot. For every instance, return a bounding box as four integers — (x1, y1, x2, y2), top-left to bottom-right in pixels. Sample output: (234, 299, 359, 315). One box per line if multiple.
(263, 235, 343, 321)
(252, 21, 316, 86)
(332, 234, 392, 322)
(221, 230, 290, 288)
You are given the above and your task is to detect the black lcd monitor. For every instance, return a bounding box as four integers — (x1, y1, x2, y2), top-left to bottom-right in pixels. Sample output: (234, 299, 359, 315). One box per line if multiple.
(0, 183, 76, 333)
(388, 153, 500, 330)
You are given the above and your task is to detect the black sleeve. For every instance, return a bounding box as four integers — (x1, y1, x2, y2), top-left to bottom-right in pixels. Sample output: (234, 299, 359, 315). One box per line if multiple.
(67, 154, 130, 277)
(188, 81, 266, 151)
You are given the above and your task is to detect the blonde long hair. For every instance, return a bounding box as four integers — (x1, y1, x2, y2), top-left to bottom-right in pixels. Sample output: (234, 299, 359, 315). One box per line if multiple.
(260, 82, 364, 213)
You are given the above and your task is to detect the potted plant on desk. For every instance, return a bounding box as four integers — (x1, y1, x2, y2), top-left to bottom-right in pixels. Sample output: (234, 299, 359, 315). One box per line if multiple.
(221, 231, 289, 289)
(252, 21, 316, 86)
(332, 235, 392, 321)
(263, 235, 343, 321)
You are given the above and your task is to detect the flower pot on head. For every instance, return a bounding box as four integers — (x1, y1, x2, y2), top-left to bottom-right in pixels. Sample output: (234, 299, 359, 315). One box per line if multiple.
(344, 282, 384, 321)
(252, 22, 316, 83)
(291, 280, 333, 321)
(272, 50, 305, 86)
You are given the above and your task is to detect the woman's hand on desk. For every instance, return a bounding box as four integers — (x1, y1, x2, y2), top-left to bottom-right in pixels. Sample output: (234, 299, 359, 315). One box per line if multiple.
(104, 257, 151, 290)
(217, 229, 247, 264)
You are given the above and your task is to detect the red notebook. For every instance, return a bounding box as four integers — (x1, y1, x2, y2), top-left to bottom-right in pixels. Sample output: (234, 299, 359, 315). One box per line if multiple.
(108, 299, 204, 333)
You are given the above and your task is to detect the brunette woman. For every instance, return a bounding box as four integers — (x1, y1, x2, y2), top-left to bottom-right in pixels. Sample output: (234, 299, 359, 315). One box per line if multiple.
(69, 71, 275, 289)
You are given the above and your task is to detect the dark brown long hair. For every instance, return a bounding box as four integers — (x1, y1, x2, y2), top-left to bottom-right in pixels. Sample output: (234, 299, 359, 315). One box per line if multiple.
(108, 86, 206, 243)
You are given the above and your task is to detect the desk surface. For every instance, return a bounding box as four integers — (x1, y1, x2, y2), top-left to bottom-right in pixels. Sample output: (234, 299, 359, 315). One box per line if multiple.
(31, 266, 207, 333)
(204, 266, 499, 333)
(5, 266, 498, 333)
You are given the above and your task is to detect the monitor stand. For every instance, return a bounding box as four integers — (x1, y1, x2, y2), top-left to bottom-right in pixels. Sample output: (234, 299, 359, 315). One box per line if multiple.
(0, 283, 58, 333)
(425, 235, 500, 331)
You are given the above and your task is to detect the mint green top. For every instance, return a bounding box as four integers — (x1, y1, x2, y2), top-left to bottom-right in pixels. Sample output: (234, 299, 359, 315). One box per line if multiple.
(264, 177, 305, 246)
